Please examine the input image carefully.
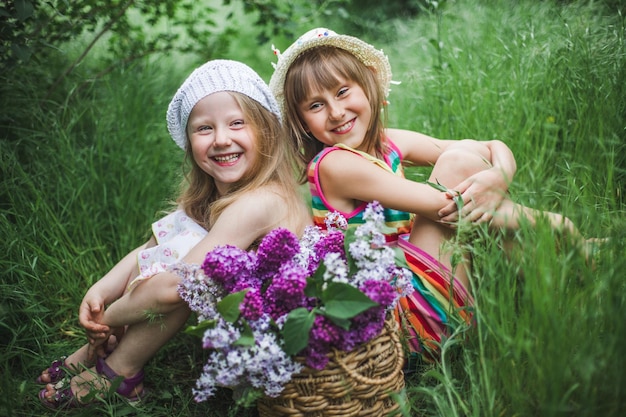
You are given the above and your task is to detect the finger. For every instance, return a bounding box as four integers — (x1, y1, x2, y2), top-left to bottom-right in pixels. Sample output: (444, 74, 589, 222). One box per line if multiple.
(438, 201, 459, 217)
(466, 207, 486, 223)
(85, 323, 110, 333)
(440, 211, 460, 223)
(473, 211, 493, 225)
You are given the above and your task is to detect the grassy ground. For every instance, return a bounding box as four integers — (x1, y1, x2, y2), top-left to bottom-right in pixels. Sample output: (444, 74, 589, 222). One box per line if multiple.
(1, 0, 624, 416)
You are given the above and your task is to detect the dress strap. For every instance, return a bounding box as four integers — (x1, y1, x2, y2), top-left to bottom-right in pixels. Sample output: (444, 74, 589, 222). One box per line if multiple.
(334, 143, 394, 174)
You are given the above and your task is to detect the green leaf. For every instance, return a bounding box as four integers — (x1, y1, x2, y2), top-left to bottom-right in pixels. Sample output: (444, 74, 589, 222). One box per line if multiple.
(217, 290, 248, 323)
(305, 271, 324, 298)
(234, 320, 256, 347)
(318, 311, 351, 330)
(343, 227, 359, 276)
(282, 308, 316, 356)
(322, 282, 378, 320)
(183, 320, 216, 338)
(427, 180, 464, 212)
(393, 245, 410, 270)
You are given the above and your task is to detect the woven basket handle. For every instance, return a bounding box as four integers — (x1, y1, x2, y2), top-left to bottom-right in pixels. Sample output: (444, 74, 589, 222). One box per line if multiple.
(334, 320, 405, 386)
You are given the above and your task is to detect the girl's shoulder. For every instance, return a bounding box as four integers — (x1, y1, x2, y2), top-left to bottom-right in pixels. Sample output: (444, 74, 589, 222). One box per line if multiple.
(230, 184, 311, 236)
(234, 184, 287, 207)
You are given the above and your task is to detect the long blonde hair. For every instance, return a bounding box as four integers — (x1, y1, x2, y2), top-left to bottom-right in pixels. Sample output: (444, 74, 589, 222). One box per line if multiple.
(176, 92, 301, 230)
(283, 46, 389, 182)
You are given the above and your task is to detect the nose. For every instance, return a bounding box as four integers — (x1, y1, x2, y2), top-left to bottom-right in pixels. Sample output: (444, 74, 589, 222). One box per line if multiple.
(214, 128, 232, 147)
(328, 101, 345, 121)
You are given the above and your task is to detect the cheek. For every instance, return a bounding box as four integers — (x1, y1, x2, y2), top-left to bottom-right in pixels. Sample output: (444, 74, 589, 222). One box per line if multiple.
(189, 139, 208, 163)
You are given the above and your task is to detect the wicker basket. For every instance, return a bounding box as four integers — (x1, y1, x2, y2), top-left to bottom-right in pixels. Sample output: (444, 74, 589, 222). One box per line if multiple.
(257, 316, 405, 417)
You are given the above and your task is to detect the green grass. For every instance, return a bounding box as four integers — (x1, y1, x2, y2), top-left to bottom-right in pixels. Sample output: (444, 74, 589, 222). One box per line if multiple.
(1, 0, 624, 416)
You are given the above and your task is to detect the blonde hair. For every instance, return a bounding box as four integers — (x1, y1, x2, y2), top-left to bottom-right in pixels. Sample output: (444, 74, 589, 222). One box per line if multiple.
(176, 92, 301, 230)
(283, 46, 389, 182)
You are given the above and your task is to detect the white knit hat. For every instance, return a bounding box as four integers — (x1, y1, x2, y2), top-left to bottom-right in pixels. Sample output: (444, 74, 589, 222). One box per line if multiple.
(167, 59, 281, 150)
(269, 28, 392, 115)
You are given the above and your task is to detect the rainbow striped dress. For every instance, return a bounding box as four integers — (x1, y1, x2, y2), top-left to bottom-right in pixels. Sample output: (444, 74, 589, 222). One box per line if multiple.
(307, 141, 473, 359)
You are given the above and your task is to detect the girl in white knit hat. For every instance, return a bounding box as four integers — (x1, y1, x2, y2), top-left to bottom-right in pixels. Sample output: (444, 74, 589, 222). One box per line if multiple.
(270, 28, 596, 361)
(38, 59, 311, 409)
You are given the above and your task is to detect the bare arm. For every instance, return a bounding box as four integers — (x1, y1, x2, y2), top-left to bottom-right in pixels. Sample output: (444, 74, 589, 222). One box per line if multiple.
(386, 128, 451, 166)
(376, 130, 518, 223)
(78, 239, 153, 338)
(99, 189, 291, 328)
(319, 150, 450, 221)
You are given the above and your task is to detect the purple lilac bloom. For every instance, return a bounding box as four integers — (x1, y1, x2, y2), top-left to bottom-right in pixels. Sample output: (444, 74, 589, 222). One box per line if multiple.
(337, 306, 386, 351)
(360, 279, 396, 307)
(304, 315, 342, 369)
(264, 261, 308, 319)
(354, 307, 386, 340)
(202, 245, 254, 292)
(314, 229, 345, 261)
(303, 348, 330, 370)
(240, 288, 264, 321)
(255, 228, 300, 280)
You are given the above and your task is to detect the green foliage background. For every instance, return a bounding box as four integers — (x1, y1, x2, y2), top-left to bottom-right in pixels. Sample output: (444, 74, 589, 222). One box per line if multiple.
(1, 0, 625, 416)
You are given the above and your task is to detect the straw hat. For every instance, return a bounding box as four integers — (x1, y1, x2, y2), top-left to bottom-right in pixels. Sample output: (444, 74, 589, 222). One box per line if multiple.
(269, 28, 393, 114)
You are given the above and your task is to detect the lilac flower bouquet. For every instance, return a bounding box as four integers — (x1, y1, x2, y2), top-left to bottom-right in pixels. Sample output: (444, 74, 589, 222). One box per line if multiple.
(176, 201, 413, 403)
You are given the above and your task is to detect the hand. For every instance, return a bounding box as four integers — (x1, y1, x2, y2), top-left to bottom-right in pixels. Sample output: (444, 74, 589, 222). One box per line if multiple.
(439, 168, 507, 224)
(79, 291, 111, 345)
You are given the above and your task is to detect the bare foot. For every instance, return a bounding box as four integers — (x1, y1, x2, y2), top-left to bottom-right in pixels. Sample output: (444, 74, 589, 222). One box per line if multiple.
(37, 344, 93, 384)
(39, 359, 144, 408)
(38, 336, 120, 384)
(581, 237, 608, 269)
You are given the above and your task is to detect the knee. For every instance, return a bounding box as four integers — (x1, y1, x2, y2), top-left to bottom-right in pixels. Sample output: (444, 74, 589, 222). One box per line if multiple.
(432, 140, 492, 183)
(442, 140, 491, 166)
(148, 272, 186, 310)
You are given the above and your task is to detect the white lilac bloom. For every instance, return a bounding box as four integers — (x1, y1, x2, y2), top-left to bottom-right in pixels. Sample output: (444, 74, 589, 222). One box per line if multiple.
(294, 224, 323, 268)
(202, 318, 240, 349)
(173, 262, 223, 320)
(322, 252, 349, 285)
(324, 211, 348, 231)
(246, 331, 303, 397)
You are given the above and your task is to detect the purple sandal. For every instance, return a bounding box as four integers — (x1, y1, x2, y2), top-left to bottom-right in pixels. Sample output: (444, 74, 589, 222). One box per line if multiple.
(39, 357, 145, 410)
(36, 356, 69, 384)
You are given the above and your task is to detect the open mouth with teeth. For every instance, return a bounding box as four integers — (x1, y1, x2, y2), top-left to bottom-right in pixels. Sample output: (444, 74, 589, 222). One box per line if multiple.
(332, 119, 354, 134)
(213, 153, 241, 164)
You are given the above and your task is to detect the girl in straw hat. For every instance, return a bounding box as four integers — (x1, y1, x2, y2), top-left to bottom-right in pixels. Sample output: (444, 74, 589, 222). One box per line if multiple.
(270, 28, 595, 360)
(38, 59, 311, 408)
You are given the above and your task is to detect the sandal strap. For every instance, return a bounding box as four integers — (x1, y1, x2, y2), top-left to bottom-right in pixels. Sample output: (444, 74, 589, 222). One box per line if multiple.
(96, 357, 144, 398)
(48, 356, 67, 380)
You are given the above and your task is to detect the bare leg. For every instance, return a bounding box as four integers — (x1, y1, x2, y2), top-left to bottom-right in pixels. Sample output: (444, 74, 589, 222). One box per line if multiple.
(41, 304, 191, 404)
(409, 142, 493, 288)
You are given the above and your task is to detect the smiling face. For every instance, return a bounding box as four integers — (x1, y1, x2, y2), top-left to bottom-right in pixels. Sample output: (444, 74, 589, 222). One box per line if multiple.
(283, 46, 386, 162)
(186, 91, 258, 195)
(298, 77, 373, 152)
